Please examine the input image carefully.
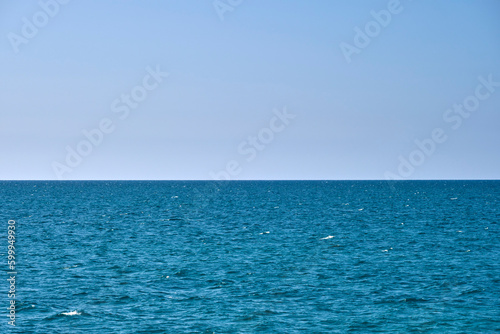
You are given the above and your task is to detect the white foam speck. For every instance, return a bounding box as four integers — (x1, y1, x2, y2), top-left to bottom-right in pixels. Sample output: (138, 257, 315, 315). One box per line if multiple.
(259, 231, 270, 235)
(450, 198, 458, 200)
(62, 310, 81, 316)
(62, 265, 78, 270)
(358, 208, 364, 211)
(321, 236, 334, 240)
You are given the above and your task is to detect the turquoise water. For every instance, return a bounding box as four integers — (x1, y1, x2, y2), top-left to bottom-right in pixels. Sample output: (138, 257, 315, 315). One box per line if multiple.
(1, 181, 499, 333)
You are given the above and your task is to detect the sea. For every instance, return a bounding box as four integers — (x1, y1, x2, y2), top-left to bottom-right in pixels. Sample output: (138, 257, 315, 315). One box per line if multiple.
(0, 180, 498, 333)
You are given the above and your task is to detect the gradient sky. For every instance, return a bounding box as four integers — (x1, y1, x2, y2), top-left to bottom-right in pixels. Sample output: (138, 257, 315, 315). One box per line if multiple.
(1, 0, 499, 180)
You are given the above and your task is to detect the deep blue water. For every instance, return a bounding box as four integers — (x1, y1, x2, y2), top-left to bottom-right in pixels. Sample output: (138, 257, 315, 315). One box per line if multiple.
(0, 180, 499, 333)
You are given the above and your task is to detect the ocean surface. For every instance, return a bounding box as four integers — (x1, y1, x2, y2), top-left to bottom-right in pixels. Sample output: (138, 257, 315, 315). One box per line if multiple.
(0, 180, 499, 333)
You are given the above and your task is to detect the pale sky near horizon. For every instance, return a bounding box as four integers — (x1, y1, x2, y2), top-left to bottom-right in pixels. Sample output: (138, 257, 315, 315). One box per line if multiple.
(1, 0, 499, 180)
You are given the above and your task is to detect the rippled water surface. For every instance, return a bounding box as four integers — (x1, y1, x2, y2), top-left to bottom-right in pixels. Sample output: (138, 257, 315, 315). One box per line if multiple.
(0, 181, 499, 333)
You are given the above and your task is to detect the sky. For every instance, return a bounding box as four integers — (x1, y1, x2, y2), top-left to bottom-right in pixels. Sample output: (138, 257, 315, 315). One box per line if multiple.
(1, 0, 499, 180)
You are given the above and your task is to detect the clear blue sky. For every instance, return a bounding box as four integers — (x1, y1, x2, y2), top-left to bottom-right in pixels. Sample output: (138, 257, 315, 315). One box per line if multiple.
(1, 0, 499, 180)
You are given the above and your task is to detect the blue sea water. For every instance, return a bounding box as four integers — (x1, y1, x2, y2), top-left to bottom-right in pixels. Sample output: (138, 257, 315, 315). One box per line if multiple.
(0, 180, 499, 333)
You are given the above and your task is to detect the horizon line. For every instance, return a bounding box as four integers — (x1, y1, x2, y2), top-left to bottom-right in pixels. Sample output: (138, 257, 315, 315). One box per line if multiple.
(1, 179, 499, 182)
